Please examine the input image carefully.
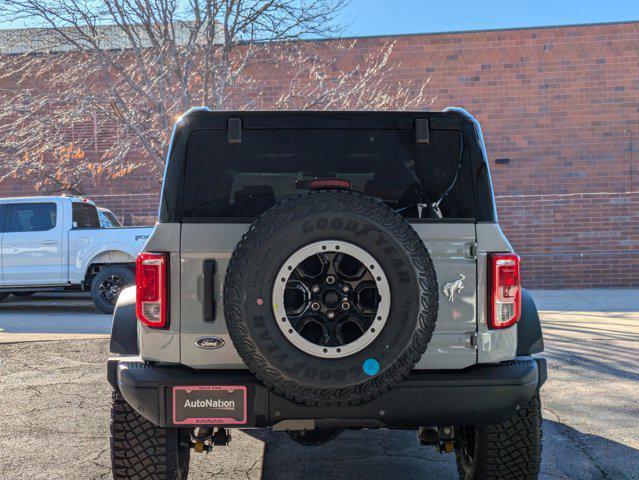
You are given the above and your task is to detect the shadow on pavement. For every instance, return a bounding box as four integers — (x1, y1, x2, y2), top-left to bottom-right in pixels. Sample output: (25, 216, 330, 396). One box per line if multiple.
(541, 419, 639, 480)
(0, 292, 97, 316)
(543, 334, 639, 383)
(0, 302, 99, 314)
(529, 289, 639, 313)
(244, 420, 639, 480)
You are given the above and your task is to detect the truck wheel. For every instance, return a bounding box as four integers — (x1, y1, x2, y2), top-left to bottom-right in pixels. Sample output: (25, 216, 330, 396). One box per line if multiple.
(91, 266, 134, 314)
(455, 391, 542, 480)
(111, 390, 190, 480)
(224, 191, 438, 406)
(0, 293, 8, 302)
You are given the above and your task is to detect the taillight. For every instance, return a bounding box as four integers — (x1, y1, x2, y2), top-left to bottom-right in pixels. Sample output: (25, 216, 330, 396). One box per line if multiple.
(488, 253, 521, 329)
(136, 252, 168, 328)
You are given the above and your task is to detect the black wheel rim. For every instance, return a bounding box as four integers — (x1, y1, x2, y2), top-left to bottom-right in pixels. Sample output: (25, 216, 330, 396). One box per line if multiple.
(99, 274, 125, 305)
(285, 252, 380, 346)
(273, 241, 390, 358)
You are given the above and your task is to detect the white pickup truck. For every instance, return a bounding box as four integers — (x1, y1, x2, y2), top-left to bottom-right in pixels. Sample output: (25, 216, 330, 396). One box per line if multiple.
(0, 196, 152, 313)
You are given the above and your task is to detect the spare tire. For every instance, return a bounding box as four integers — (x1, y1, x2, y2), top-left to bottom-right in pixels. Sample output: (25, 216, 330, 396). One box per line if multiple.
(224, 191, 438, 406)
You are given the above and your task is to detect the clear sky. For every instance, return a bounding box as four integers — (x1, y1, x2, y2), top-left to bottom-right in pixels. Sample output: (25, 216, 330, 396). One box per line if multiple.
(1, 0, 637, 34)
(338, 0, 639, 36)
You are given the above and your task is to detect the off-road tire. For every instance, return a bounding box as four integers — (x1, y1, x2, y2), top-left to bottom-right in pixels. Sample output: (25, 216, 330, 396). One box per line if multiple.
(111, 390, 190, 480)
(455, 391, 542, 480)
(91, 266, 134, 314)
(224, 191, 439, 407)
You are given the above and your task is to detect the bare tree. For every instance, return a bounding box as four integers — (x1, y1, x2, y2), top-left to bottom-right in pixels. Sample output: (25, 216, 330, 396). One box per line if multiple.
(0, 0, 433, 194)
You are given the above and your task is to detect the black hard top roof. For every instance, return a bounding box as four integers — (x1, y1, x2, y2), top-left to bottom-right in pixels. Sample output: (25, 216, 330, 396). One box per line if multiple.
(176, 108, 475, 132)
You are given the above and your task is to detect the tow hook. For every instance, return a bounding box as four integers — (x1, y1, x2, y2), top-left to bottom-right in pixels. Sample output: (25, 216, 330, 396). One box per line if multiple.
(190, 427, 231, 453)
(418, 426, 455, 453)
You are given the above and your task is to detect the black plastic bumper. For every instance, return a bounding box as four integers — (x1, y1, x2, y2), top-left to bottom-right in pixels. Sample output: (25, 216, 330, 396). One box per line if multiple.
(107, 356, 546, 429)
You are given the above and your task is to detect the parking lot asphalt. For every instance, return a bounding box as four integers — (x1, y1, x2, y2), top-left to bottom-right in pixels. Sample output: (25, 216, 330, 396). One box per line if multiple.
(0, 292, 111, 334)
(0, 289, 637, 479)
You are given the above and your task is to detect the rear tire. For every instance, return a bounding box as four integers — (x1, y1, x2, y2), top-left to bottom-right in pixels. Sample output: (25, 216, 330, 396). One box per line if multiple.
(111, 390, 190, 480)
(455, 391, 542, 480)
(91, 266, 134, 314)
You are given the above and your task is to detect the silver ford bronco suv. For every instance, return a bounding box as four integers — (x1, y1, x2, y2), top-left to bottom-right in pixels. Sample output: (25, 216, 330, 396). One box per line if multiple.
(108, 108, 546, 480)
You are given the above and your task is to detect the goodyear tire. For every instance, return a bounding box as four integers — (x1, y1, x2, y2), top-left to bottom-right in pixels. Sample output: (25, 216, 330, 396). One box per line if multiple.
(224, 191, 438, 406)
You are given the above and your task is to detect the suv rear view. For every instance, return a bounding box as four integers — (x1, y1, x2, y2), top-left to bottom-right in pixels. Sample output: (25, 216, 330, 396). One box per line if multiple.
(108, 108, 546, 480)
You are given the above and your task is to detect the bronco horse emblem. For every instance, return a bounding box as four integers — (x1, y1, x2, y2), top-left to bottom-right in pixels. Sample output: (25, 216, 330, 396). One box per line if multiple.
(442, 274, 465, 302)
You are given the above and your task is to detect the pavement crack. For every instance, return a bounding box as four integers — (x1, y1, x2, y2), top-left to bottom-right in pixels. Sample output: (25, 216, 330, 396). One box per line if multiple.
(550, 417, 613, 480)
(0, 407, 46, 417)
(242, 459, 261, 479)
(544, 471, 573, 480)
(543, 406, 562, 423)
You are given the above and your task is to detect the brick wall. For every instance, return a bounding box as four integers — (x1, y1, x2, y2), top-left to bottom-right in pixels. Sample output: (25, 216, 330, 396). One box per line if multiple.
(91, 193, 159, 227)
(497, 192, 639, 288)
(1, 21, 638, 288)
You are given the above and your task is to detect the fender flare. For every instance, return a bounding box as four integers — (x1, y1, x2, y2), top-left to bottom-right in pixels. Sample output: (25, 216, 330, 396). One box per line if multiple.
(80, 244, 139, 279)
(517, 289, 544, 355)
(110, 286, 139, 355)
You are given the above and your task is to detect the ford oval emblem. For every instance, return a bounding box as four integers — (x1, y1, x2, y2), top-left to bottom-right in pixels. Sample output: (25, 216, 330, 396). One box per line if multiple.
(194, 337, 225, 350)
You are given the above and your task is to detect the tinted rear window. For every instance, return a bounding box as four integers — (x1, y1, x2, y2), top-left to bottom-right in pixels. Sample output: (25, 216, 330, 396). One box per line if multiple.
(182, 129, 474, 221)
(72, 202, 100, 228)
(4, 202, 56, 232)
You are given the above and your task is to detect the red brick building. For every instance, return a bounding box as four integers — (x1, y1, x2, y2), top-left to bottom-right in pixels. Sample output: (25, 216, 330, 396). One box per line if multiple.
(1, 21, 638, 288)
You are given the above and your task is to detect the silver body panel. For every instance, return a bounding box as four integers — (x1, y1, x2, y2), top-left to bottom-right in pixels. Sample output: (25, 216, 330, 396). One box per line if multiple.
(137, 223, 181, 363)
(476, 223, 518, 363)
(139, 221, 518, 369)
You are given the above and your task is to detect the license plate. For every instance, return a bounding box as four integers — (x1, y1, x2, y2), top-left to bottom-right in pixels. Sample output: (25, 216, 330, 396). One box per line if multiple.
(172, 386, 247, 425)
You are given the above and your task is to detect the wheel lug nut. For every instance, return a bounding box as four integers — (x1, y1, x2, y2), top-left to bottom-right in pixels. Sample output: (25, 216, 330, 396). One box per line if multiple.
(327, 311, 336, 319)
(341, 301, 351, 311)
(326, 275, 335, 285)
(341, 285, 350, 293)
(310, 301, 321, 311)
(311, 285, 320, 294)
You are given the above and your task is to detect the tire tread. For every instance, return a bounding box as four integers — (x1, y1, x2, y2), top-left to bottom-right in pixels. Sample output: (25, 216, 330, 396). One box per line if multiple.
(456, 392, 542, 480)
(110, 390, 189, 480)
(223, 191, 439, 407)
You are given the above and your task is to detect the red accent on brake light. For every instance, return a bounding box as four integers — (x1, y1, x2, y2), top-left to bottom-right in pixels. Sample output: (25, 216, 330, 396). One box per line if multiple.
(488, 253, 521, 329)
(309, 179, 352, 190)
(136, 252, 168, 328)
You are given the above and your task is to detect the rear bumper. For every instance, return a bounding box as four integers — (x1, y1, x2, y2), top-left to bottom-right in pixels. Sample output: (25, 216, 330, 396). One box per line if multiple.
(107, 356, 546, 429)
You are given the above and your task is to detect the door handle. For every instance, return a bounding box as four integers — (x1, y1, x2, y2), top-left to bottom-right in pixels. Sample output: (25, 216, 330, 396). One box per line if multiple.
(40, 240, 57, 245)
(201, 260, 217, 322)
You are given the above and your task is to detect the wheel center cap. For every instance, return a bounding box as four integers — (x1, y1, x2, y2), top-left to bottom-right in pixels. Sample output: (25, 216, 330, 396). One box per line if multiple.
(322, 289, 340, 308)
